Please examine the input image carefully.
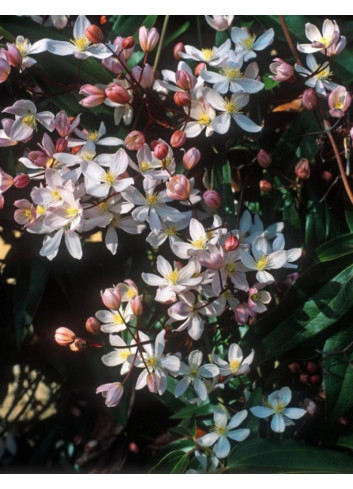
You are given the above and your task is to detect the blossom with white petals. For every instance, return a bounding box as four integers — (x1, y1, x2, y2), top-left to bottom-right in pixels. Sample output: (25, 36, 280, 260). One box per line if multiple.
(297, 19, 342, 55)
(250, 386, 306, 433)
(205, 16, 234, 32)
(5, 35, 48, 71)
(179, 39, 231, 67)
(184, 97, 216, 138)
(3, 100, 55, 141)
(212, 343, 254, 377)
(295, 54, 338, 96)
(101, 334, 137, 374)
(231, 27, 274, 62)
(68, 121, 124, 148)
(198, 406, 250, 458)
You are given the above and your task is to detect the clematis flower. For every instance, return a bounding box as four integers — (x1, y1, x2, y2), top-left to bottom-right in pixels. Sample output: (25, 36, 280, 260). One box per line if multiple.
(179, 39, 231, 67)
(250, 386, 306, 433)
(198, 406, 250, 458)
(212, 343, 254, 377)
(205, 15, 234, 32)
(96, 382, 124, 407)
(295, 54, 338, 96)
(328, 85, 352, 118)
(269, 58, 295, 82)
(231, 27, 274, 62)
(184, 97, 216, 138)
(45, 15, 111, 59)
(4, 35, 48, 71)
(3, 100, 55, 141)
(297, 19, 342, 54)
(101, 334, 137, 374)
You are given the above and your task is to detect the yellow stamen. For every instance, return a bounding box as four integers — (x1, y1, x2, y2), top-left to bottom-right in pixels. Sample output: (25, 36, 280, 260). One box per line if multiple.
(104, 171, 116, 185)
(71, 37, 91, 52)
(225, 263, 237, 275)
(190, 237, 206, 249)
(250, 292, 259, 302)
(80, 150, 96, 161)
(165, 225, 177, 236)
(23, 209, 32, 219)
(198, 112, 211, 126)
(146, 356, 158, 368)
(22, 114, 36, 128)
(230, 359, 240, 373)
(225, 100, 238, 114)
(119, 350, 131, 361)
(256, 256, 268, 271)
(51, 189, 61, 200)
(274, 402, 285, 414)
(201, 48, 214, 62)
(214, 423, 227, 436)
(65, 207, 79, 218)
(140, 161, 152, 172)
(223, 67, 242, 80)
(126, 288, 137, 298)
(98, 201, 109, 212)
(242, 34, 256, 50)
(113, 313, 124, 325)
(166, 268, 180, 285)
(36, 205, 46, 216)
(146, 194, 159, 206)
(87, 130, 99, 141)
(15, 38, 30, 56)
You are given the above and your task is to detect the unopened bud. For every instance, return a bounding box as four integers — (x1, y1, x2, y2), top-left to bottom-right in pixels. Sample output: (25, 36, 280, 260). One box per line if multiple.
(55, 327, 76, 346)
(175, 70, 193, 90)
(173, 91, 191, 107)
(170, 130, 186, 148)
(79, 84, 106, 108)
(13, 174, 30, 189)
(256, 149, 272, 168)
(224, 234, 239, 251)
(295, 158, 310, 179)
(306, 362, 317, 373)
(125, 130, 145, 151)
(122, 36, 135, 49)
(0, 57, 11, 83)
(130, 295, 143, 316)
(5, 43, 22, 67)
(139, 26, 159, 53)
(85, 316, 101, 336)
(183, 147, 201, 170)
(310, 375, 321, 384)
(302, 88, 317, 110)
(70, 338, 87, 352)
(299, 373, 310, 384)
(166, 174, 191, 200)
(303, 399, 317, 416)
(105, 83, 131, 104)
(28, 151, 47, 167)
(55, 138, 68, 153)
(194, 62, 207, 77)
(173, 42, 184, 61)
(0, 194, 4, 210)
(153, 142, 169, 160)
(85, 24, 104, 44)
(101, 287, 122, 310)
(259, 180, 272, 192)
(288, 362, 301, 373)
(203, 189, 221, 209)
(321, 170, 333, 183)
(269, 58, 295, 82)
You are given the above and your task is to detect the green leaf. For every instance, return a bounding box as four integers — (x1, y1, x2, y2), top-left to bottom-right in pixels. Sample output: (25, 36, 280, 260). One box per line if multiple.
(149, 450, 189, 474)
(262, 73, 280, 91)
(316, 233, 353, 262)
(164, 21, 191, 48)
(323, 328, 353, 419)
(337, 435, 353, 451)
(228, 439, 353, 473)
(170, 401, 214, 419)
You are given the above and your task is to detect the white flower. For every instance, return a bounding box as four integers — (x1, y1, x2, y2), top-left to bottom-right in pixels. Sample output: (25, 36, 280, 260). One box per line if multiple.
(10, 35, 48, 70)
(101, 334, 137, 374)
(250, 386, 306, 433)
(231, 27, 274, 62)
(198, 406, 250, 458)
(95, 303, 133, 334)
(3, 100, 55, 141)
(175, 350, 219, 401)
(297, 19, 341, 54)
(212, 343, 254, 377)
(271, 233, 302, 268)
(184, 97, 216, 138)
(45, 15, 111, 59)
(68, 121, 124, 148)
(295, 54, 338, 96)
(205, 16, 234, 32)
(179, 39, 231, 67)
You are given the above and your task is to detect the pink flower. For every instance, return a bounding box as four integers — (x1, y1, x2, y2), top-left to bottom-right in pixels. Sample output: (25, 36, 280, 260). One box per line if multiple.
(328, 86, 352, 118)
(96, 382, 124, 407)
(269, 58, 294, 82)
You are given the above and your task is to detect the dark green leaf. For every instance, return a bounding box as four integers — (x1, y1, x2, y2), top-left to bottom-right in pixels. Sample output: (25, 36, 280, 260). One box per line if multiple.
(149, 450, 189, 474)
(164, 21, 191, 48)
(316, 233, 353, 262)
(170, 401, 214, 419)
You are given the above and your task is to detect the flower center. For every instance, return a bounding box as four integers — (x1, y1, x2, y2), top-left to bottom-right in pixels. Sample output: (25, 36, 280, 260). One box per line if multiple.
(87, 130, 99, 141)
(126, 287, 137, 298)
(140, 161, 152, 172)
(198, 112, 211, 126)
(256, 255, 268, 271)
(72, 37, 91, 52)
(214, 423, 227, 436)
(225, 100, 239, 114)
(146, 356, 158, 369)
(119, 349, 131, 361)
(166, 268, 180, 285)
(23, 209, 33, 219)
(146, 194, 159, 206)
(274, 402, 285, 414)
(190, 237, 206, 249)
(15, 38, 30, 57)
(225, 262, 237, 275)
(36, 205, 46, 216)
(51, 189, 61, 200)
(66, 206, 79, 218)
(201, 48, 214, 62)
(22, 114, 36, 128)
(113, 313, 124, 324)
(230, 359, 240, 373)
(165, 225, 177, 236)
(250, 292, 259, 302)
(104, 171, 116, 185)
(241, 35, 256, 50)
(316, 65, 332, 80)
(98, 201, 109, 212)
(80, 150, 96, 161)
(223, 67, 242, 80)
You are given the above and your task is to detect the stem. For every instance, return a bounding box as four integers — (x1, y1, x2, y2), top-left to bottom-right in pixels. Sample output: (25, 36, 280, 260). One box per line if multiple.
(153, 15, 170, 73)
(278, 15, 302, 66)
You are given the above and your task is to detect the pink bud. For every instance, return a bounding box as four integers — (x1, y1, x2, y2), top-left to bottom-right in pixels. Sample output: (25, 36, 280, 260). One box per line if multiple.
(224, 234, 239, 251)
(139, 26, 159, 53)
(194, 62, 206, 77)
(4, 43, 22, 67)
(130, 295, 143, 316)
(321, 170, 333, 183)
(166, 174, 191, 200)
(131, 64, 154, 89)
(70, 338, 87, 352)
(79, 84, 106, 107)
(269, 58, 295, 82)
(55, 111, 71, 138)
(85, 24, 104, 44)
(256, 149, 272, 168)
(0, 167, 13, 193)
(295, 158, 310, 179)
(101, 287, 122, 310)
(125, 130, 145, 151)
(302, 88, 317, 110)
(85, 316, 101, 336)
(259, 180, 272, 192)
(0, 57, 11, 83)
(183, 147, 201, 170)
(105, 83, 131, 105)
(122, 36, 135, 49)
(170, 130, 186, 148)
(328, 85, 352, 118)
(175, 70, 193, 90)
(203, 189, 221, 209)
(28, 150, 47, 168)
(173, 42, 184, 61)
(153, 142, 169, 160)
(0, 194, 4, 210)
(55, 327, 76, 346)
(174, 91, 191, 107)
(13, 174, 30, 188)
(55, 137, 68, 153)
(284, 272, 299, 288)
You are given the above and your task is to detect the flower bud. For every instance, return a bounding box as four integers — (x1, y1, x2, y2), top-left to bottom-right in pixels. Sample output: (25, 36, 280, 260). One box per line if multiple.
(0, 167, 13, 193)
(70, 338, 87, 352)
(269, 58, 295, 82)
(96, 382, 124, 407)
(101, 287, 122, 310)
(295, 158, 310, 179)
(105, 83, 131, 105)
(170, 130, 186, 148)
(175, 70, 193, 90)
(259, 180, 272, 192)
(310, 375, 321, 384)
(288, 362, 301, 373)
(203, 189, 221, 208)
(153, 142, 169, 160)
(174, 91, 191, 107)
(139, 26, 159, 53)
(224, 234, 239, 251)
(173, 42, 184, 61)
(302, 88, 317, 110)
(166, 174, 191, 200)
(131, 64, 154, 89)
(321, 170, 333, 183)
(28, 150, 47, 168)
(0, 194, 4, 210)
(130, 295, 143, 316)
(85, 24, 104, 44)
(125, 130, 145, 151)
(4, 43, 22, 67)
(0, 57, 11, 84)
(79, 84, 106, 107)
(305, 362, 317, 373)
(194, 62, 207, 77)
(13, 174, 30, 188)
(55, 327, 76, 346)
(299, 373, 310, 384)
(85, 316, 101, 336)
(256, 149, 272, 168)
(55, 137, 68, 153)
(183, 147, 201, 170)
(122, 36, 135, 49)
